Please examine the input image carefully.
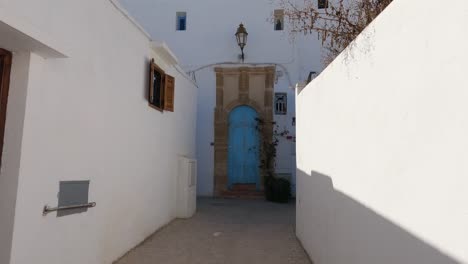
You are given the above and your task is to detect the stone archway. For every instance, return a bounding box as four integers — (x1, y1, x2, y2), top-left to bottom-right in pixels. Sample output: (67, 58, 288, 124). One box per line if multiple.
(213, 66, 275, 196)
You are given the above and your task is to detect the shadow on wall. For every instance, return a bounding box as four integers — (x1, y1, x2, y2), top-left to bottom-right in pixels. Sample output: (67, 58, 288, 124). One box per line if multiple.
(296, 169, 460, 264)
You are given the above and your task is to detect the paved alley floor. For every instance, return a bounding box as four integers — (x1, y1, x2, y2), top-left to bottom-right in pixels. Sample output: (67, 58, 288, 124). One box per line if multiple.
(115, 198, 312, 264)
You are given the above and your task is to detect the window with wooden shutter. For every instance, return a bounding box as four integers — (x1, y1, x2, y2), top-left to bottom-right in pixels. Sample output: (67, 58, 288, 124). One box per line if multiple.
(149, 59, 165, 111)
(164, 74, 175, 112)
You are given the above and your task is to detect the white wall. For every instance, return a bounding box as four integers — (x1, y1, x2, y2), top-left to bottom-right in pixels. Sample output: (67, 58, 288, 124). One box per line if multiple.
(0, 1, 197, 264)
(0, 52, 31, 264)
(296, 0, 468, 263)
(119, 0, 323, 195)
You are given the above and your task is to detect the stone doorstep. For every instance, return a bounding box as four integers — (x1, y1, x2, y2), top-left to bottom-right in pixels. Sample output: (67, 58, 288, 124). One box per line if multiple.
(221, 184, 265, 199)
(231, 183, 257, 192)
(221, 192, 265, 200)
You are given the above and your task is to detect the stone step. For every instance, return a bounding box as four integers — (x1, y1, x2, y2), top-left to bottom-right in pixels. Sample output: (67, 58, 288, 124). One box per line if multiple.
(221, 190, 265, 200)
(231, 183, 258, 192)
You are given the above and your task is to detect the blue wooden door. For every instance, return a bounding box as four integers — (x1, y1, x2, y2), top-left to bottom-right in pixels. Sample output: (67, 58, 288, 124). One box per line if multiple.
(228, 106, 260, 189)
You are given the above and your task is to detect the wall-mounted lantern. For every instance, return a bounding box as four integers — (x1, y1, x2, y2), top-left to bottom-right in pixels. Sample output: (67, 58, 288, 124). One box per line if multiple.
(235, 23, 248, 62)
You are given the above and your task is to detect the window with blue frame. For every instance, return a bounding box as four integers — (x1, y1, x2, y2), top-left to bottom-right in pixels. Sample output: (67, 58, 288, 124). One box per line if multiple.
(176, 12, 187, 31)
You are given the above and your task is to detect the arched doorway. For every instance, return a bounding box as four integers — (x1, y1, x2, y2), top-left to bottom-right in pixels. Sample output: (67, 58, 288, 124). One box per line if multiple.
(213, 66, 275, 196)
(227, 105, 260, 189)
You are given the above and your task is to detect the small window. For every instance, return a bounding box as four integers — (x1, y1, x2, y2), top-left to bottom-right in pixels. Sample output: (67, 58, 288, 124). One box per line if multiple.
(275, 93, 287, 115)
(149, 59, 176, 112)
(318, 0, 329, 9)
(274, 9, 284, 31)
(149, 59, 165, 111)
(176, 12, 187, 31)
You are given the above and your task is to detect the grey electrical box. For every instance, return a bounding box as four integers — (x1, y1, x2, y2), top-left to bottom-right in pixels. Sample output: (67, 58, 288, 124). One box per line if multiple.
(57, 181, 90, 217)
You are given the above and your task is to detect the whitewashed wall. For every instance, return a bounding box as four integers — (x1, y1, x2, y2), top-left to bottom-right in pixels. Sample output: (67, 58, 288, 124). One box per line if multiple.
(119, 0, 323, 195)
(0, 52, 31, 264)
(0, 1, 197, 264)
(296, 0, 468, 263)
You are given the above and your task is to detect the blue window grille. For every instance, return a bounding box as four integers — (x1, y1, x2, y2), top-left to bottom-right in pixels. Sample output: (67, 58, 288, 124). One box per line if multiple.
(176, 12, 187, 31)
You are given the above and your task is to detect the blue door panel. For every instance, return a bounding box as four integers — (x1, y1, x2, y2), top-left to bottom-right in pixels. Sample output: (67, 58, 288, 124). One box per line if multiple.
(228, 106, 260, 189)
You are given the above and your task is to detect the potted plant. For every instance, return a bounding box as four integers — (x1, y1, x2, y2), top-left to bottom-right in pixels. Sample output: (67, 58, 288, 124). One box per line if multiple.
(256, 118, 292, 203)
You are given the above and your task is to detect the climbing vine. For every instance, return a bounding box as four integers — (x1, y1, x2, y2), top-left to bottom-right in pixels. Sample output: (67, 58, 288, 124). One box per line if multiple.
(255, 118, 293, 203)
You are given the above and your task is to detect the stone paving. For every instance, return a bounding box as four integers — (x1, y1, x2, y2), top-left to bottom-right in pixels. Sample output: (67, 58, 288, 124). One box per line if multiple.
(115, 198, 312, 264)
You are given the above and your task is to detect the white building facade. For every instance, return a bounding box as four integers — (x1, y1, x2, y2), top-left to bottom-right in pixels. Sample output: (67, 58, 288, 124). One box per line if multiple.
(0, 1, 197, 263)
(120, 0, 326, 196)
(296, 0, 468, 263)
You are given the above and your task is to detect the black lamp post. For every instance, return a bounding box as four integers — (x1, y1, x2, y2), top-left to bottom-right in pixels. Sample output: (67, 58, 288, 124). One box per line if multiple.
(235, 23, 248, 62)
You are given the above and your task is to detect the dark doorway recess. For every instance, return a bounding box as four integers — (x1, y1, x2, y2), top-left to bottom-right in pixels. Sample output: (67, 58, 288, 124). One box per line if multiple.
(0, 49, 12, 166)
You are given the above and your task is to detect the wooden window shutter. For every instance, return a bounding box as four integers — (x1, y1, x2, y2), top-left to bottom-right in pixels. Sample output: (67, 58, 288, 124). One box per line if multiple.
(164, 74, 175, 112)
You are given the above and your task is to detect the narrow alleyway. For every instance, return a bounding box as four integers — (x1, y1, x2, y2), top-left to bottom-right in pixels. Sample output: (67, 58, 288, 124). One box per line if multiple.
(115, 198, 311, 264)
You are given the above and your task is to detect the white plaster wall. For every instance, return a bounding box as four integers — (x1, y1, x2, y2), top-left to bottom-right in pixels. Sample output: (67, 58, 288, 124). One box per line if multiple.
(0, 1, 197, 264)
(296, 0, 468, 263)
(119, 0, 322, 195)
(193, 67, 216, 195)
(0, 52, 31, 264)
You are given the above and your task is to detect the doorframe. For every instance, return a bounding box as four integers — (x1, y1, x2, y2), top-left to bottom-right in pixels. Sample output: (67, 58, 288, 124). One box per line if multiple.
(213, 66, 275, 196)
(0, 49, 13, 166)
